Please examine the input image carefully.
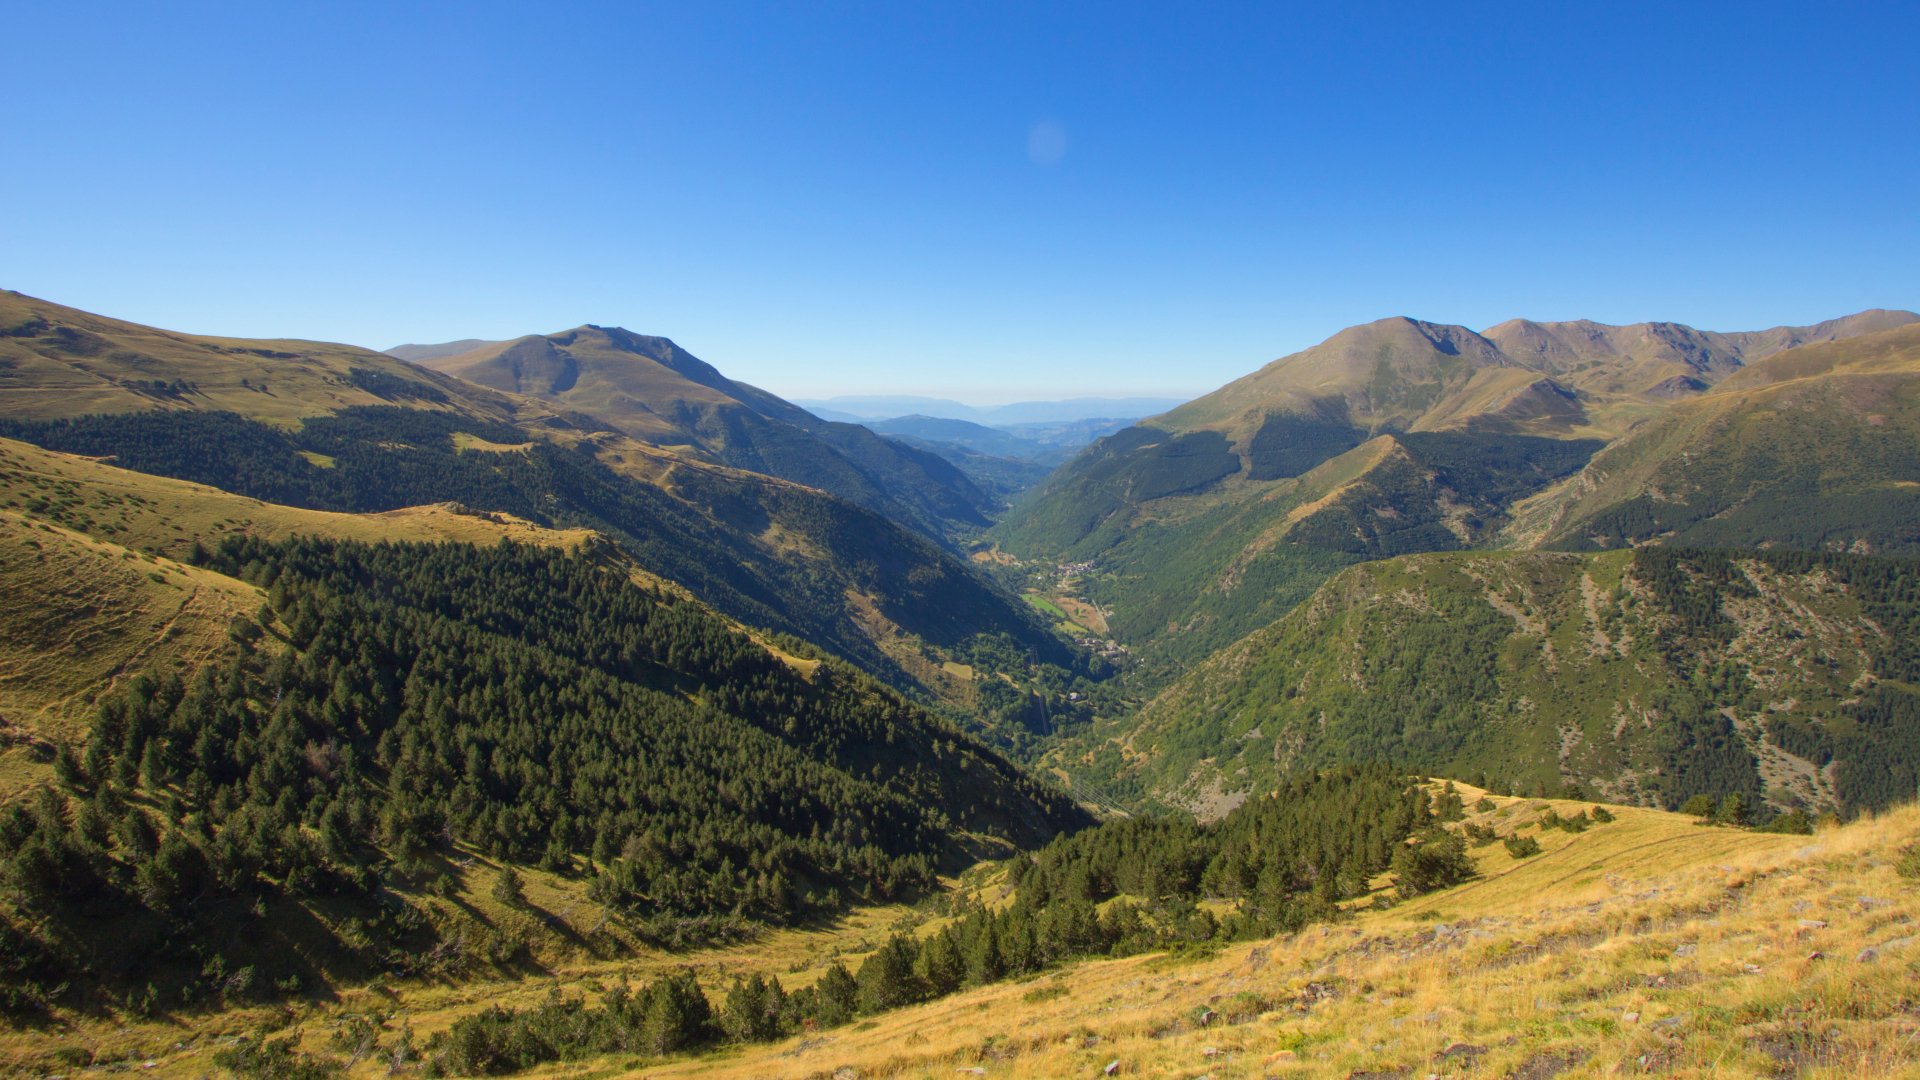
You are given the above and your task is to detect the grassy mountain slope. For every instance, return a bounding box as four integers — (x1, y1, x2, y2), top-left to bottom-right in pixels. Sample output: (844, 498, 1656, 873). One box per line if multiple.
(0, 514, 261, 747)
(992, 319, 1612, 680)
(1517, 323, 1920, 554)
(0, 291, 528, 425)
(0, 436, 595, 753)
(1069, 547, 1920, 817)
(1484, 308, 1919, 428)
(1000, 426, 1601, 684)
(418, 327, 995, 542)
(643, 795, 1918, 1079)
(383, 338, 501, 364)
(996, 310, 1919, 691)
(0, 296, 1075, 709)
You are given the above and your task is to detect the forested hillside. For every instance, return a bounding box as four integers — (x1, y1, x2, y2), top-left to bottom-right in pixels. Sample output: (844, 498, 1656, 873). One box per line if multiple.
(1059, 547, 1920, 817)
(0, 536, 1086, 1015)
(1001, 429, 1602, 685)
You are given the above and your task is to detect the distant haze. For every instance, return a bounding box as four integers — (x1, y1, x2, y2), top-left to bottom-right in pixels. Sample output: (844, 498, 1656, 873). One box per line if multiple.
(794, 395, 1188, 425)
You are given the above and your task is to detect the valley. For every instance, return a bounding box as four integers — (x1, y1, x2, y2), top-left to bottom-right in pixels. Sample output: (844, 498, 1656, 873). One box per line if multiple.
(5, 292, 1920, 1079)
(10, 8, 1919, 1075)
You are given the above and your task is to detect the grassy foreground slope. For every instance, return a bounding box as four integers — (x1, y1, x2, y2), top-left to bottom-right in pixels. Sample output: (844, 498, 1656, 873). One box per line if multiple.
(51, 791, 1915, 1078)
(0, 512, 261, 747)
(647, 793, 1920, 1079)
(1063, 547, 1920, 817)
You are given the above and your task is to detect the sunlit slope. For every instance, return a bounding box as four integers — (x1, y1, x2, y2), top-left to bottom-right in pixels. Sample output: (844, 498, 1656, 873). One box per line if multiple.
(420, 326, 995, 541)
(0, 436, 596, 774)
(0, 512, 261, 747)
(0, 290, 530, 424)
(1518, 322, 1920, 553)
(1059, 547, 1920, 817)
(1483, 308, 1918, 399)
(0, 435, 595, 561)
(22, 791, 1915, 1079)
(0, 293, 1075, 708)
(994, 426, 1603, 685)
(992, 319, 1613, 681)
(635, 796, 1920, 1078)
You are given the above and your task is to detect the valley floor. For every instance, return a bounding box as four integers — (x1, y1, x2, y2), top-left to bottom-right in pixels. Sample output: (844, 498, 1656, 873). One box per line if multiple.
(6, 791, 1918, 1078)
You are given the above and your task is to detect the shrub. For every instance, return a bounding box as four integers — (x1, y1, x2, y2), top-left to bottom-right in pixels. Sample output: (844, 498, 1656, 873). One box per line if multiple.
(212, 1034, 341, 1080)
(1716, 793, 1752, 827)
(1391, 831, 1474, 898)
(1680, 794, 1718, 819)
(1503, 835, 1542, 859)
(490, 866, 525, 909)
(1760, 810, 1814, 835)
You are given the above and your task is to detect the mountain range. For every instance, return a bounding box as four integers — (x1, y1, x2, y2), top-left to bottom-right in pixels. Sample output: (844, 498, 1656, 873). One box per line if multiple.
(790, 394, 1187, 425)
(998, 307, 1920, 814)
(0, 291, 1074, 714)
(5, 288, 1920, 1066)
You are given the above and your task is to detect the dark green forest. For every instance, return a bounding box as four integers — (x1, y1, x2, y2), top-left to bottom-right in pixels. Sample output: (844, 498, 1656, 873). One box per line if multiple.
(0, 537, 1086, 1015)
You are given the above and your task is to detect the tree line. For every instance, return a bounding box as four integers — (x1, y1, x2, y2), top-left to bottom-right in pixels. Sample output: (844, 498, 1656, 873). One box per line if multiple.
(419, 765, 1466, 1075)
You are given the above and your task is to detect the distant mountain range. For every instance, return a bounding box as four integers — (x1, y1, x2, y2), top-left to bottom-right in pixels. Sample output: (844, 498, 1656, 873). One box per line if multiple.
(792, 394, 1188, 425)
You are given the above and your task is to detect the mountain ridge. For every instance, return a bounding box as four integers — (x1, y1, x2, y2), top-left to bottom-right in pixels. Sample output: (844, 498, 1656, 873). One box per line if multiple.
(412, 326, 997, 544)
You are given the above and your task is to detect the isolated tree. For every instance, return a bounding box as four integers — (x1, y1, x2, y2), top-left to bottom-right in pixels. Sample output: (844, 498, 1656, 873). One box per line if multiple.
(490, 864, 526, 909)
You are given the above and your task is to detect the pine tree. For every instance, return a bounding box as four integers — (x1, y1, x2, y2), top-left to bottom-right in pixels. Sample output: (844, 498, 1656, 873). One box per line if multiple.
(813, 962, 857, 1027)
(638, 970, 713, 1056)
(490, 864, 526, 909)
(855, 934, 923, 1014)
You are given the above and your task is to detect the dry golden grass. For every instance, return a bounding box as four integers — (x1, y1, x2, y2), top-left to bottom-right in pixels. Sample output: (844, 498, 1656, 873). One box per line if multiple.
(628, 792, 1918, 1079)
(10, 790, 1915, 1078)
(0, 290, 527, 426)
(0, 511, 262, 750)
(0, 437, 595, 564)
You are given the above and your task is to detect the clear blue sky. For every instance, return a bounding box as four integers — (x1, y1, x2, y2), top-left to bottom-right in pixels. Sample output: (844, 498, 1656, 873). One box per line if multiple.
(4, 3, 1916, 402)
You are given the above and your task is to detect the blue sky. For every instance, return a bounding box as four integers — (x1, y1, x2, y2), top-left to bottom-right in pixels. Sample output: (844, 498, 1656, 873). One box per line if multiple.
(4, 3, 1916, 402)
